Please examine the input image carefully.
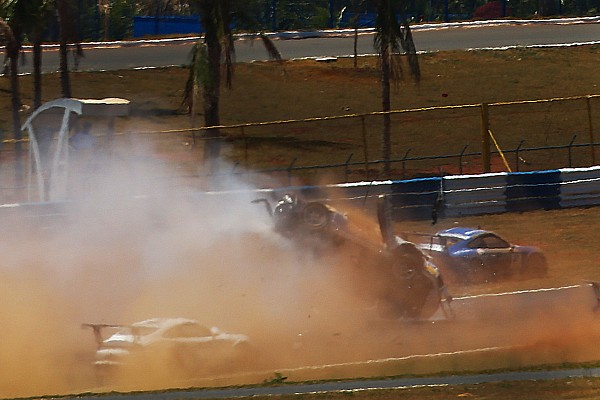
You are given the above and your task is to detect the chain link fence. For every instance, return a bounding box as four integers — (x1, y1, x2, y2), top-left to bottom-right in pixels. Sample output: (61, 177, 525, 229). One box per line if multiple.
(0, 94, 598, 203)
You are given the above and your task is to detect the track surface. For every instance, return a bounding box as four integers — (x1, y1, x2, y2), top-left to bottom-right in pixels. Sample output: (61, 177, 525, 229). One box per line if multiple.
(17, 19, 600, 73)
(68, 284, 600, 399)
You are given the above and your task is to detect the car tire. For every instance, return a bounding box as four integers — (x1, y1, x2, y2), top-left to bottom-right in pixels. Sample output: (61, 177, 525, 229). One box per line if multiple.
(522, 253, 548, 279)
(302, 202, 330, 230)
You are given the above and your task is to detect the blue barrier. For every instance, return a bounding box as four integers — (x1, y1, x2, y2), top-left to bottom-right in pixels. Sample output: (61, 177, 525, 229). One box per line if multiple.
(2, 167, 599, 223)
(261, 167, 599, 221)
(505, 170, 562, 212)
(389, 177, 441, 220)
(133, 16, 201, 37)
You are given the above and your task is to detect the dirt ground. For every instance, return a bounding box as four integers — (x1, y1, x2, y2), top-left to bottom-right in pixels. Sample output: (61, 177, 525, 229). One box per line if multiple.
(0, 45, 599, 400)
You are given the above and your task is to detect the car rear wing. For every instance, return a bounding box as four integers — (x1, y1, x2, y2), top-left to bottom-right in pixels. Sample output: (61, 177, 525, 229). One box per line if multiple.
(82, 323, 127, 348)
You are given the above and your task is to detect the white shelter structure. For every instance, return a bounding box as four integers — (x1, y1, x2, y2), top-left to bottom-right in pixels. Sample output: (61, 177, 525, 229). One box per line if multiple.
(21, 98, 130, 202)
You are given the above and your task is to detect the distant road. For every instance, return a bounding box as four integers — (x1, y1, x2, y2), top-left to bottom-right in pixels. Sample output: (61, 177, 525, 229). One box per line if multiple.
(17, 18, 600, 74)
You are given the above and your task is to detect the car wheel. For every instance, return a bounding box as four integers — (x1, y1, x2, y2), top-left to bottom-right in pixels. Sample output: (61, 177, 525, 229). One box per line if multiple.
(302, 202, 330, 229)
(379, 269, 440, 320)
(522, 253, 548, 279)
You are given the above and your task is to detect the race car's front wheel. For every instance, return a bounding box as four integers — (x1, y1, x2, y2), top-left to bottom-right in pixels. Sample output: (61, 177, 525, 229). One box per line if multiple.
(302, 202, 331, 229)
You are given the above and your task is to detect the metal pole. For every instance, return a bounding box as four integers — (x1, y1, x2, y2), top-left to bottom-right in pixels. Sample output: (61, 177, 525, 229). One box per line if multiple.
(459, 144, 469, 174)
(586, 96, 596, 165)
(480, 103, 491, 173)
(361, 116, 369, 181)
(241, 126, 248, 171)
(287, 157, 297, 186)
(401, 149, 411, 179)
(515, 139, 525, 172)
(344, 153, 353, 182)
(568, 134, 577, 168)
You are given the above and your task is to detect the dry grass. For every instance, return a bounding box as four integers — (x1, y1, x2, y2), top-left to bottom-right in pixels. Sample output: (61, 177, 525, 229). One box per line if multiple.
(1, 43, 600, 400)
(2, 44, 600, 185)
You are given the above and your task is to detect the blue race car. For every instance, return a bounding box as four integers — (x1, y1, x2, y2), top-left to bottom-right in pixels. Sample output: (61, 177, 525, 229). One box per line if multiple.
(413, 227, 547, 284)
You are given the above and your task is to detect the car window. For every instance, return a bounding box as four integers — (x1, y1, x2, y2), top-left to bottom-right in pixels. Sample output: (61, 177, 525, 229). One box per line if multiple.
(482, 234, 510, 248)
(467, 237, 485, 248)
(163, 323, 212, 338)
(443, 237, 461, 247)
(131, 326, 158, 337)
(468, 234, 509, 249)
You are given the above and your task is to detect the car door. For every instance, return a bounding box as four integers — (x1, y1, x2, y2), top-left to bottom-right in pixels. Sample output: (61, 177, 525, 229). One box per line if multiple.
(471, 234, 518, 278)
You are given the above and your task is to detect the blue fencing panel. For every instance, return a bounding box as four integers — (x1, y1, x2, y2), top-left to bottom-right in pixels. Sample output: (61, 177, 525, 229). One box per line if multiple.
(505, 170, 562, 212)
(389, 177, 442, 221)
(133, 16, 202, 37)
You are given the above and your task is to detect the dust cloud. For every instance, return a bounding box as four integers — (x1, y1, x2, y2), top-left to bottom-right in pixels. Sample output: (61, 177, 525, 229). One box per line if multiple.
(0, 148, 387, 397)
(1, 146, 598, 398)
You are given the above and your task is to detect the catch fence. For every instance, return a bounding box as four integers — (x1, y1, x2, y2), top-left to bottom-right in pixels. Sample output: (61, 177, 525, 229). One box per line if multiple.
(0, 94, 598, 203)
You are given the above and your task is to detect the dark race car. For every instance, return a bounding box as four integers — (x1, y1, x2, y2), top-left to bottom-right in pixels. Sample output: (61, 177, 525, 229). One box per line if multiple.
(253, 193, 452, 320)
(411, 227, 548, 284)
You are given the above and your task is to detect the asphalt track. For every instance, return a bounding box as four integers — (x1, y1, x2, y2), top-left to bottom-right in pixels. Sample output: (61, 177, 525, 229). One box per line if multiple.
(16, 17, 600, 74)
(60, 368, 600, 400)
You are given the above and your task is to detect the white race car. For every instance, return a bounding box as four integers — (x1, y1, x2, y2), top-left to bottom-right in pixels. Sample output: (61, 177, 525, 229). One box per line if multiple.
(85, 318, 254, 379)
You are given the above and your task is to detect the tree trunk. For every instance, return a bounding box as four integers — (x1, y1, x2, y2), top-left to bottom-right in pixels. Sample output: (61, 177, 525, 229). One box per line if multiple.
(57, 0, 72, 98)
(33, 37, 43, 109)
(202, 38, 222, 173)
(353, 27, 358, 69)
(9, 46, 23, 186)
(381, 45, 392, 176)
(538, 0, 557, 16)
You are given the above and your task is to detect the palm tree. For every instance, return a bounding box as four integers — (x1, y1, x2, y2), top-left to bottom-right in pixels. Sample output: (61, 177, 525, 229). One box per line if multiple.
(373, 0, 420, 176)
(183, 0, 281, 173)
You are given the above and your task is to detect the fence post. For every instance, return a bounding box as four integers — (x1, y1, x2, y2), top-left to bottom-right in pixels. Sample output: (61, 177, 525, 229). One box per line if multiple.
(361, 115, 369, 181)
(568, 134, 577, 168)
(480, 103, 491, 173)
(287, 158, 297, 186)
(344, 153, 353, 182)
(459, 144, 469, 174)
(240, 126, 248, 171)
(401, 149, 411, 179)
(586, 96, 596, 165)
(515, 139, 525, 172)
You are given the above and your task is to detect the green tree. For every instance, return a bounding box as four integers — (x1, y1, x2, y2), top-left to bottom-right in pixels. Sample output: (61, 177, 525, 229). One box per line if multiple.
(373, 0, 420, 175)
